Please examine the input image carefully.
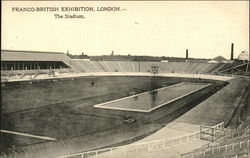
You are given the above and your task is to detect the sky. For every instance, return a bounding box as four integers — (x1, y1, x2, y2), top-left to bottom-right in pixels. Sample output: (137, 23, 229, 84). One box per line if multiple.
(2, 1, 249, 59)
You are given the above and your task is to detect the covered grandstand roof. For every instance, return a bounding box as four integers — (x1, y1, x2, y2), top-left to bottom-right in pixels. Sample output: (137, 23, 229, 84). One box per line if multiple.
(1, 50, 71, 62)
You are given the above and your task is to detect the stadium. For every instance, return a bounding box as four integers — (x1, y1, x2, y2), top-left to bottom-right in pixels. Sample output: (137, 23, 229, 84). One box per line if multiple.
(1, 45, 249, 158)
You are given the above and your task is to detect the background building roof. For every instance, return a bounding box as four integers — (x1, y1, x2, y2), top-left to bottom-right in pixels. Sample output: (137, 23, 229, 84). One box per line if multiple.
(238, 51, 249, 61)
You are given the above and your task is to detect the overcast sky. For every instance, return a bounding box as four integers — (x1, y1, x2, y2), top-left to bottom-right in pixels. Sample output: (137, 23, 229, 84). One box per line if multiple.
(2, 1, 249, 59)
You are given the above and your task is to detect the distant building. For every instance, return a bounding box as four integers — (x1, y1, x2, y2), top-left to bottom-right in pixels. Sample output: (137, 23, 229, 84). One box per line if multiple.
(161, 60, 168, 62)
(211, 55, 234, 63)
(237, 51, 249, 61)
(213, 55, 226, 61)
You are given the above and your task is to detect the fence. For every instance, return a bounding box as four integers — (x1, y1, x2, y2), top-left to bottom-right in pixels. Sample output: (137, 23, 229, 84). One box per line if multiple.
(224, 152, 249, 158)
(56, 123, 224, 158)
(179, 127, 250, 158)
(180, 138, 250, 158)
(224, 128, 250, 141)
(200, 124, 227, 142)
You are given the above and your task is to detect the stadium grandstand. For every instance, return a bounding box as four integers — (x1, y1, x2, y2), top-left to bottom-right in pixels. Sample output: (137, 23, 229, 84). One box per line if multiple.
(68, 59, 249, 76)
(1, 50, 73, 80)
(1, 49, 249, 81)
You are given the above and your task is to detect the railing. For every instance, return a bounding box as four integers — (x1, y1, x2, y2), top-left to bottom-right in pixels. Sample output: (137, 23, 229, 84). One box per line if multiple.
(177, 127, 250, 158)
(180, 138, 250, 158)
(224, 128, 250, 141)
(224, 152, 249, 158)
(55, 123, 249, 158)
(56, 123, 225, 158)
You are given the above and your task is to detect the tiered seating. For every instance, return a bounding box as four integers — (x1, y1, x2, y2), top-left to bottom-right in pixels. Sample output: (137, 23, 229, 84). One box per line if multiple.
(218, 63, 241, 72)
(92, 61, 105, 72)
(119, 61, 134, 72)
(197, 63, 211, 74)
(206, 63, 225, 74)
(158, 62, 175, 73)
(157, 62, 219, 74)
(190, 63, 200, 73)
(85, 61, 99, 72)
(72, 61, 100, 72)
(191, 63, 207, 74)
(139, 62, 152, 72)
(133, 62, 140, 72)
(96, 61, 107, 72)
(105, 61, 122, 72)
(105, 62, 113, 72)
(171, 62, 183, 73)
(69, 61, 86, 72)
(67, 60, 226, 75)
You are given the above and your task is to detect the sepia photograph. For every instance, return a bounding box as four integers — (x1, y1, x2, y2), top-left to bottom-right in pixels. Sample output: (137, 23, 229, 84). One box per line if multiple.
(1, 1, 249, 158)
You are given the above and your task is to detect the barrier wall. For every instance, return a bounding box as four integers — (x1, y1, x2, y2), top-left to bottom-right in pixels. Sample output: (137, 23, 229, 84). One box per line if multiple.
(55, 123, 226, 158)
